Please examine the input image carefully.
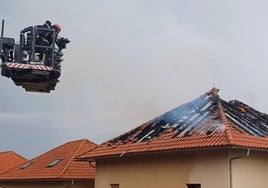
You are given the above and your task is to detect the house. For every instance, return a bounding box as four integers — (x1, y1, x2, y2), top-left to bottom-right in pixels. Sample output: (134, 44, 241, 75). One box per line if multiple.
(0, 151, 27, 175)
(0, 139, 97, 188)
(79, 88, 268, 188)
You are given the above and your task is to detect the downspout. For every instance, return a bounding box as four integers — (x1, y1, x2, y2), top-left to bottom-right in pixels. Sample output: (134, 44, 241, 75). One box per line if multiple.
(64, 179, 74, 188)
(229, 148, 250, 188)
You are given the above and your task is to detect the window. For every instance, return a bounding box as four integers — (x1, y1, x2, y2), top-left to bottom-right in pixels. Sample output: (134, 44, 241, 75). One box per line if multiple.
(187, 184, 201, 188)
(20, 161, 33, 169)
(47, 158, 63, 167)
(110, 184, 119, 188)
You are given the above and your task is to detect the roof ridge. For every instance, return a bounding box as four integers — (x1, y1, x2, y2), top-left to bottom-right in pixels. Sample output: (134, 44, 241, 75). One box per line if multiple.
(58, 139, 87, 178)
(214, 91, 234, 145)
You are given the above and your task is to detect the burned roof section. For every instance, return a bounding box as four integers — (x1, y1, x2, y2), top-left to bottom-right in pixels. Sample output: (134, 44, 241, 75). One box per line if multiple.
(80, 88, 268, 160)
(222, 99, 268, 137)
(109, 88, 223, 145)
(108, 88, 268, 145)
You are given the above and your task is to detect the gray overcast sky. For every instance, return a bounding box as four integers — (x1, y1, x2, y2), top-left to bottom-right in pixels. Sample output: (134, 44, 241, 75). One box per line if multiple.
(1, 0, 268, 158)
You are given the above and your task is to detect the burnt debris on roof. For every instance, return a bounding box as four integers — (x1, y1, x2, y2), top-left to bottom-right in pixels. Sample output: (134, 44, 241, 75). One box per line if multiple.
(222, 99, 268, 137)
(108, 88, 268, 146)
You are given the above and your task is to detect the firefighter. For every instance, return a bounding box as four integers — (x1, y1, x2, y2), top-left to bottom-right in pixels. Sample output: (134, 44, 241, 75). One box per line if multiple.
(35, 21, 53, 61)
(36, 21, 61, 61)
(36, 22, 62, 65)
(36, 20, 52, 43)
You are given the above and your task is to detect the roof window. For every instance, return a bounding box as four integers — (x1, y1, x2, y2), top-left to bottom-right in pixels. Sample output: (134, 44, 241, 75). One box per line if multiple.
(20, 161, 33, 169)
(47, 158, 63, 167)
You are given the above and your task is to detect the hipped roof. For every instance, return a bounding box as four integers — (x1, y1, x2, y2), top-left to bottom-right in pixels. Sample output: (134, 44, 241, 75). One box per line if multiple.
(80, 88, 268, 160)
(0, 151, 27, 175)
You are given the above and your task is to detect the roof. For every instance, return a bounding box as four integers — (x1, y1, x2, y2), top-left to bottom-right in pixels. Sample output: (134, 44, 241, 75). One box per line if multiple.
(0, 151, 27, 175)
(0, 139, 97, 180)
(80, 88, 268, 160)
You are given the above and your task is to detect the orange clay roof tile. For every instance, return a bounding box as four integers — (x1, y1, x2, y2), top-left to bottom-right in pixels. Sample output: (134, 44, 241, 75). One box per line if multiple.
(79, 88, 268, 160)
(0, 151, 27, 175)
(0, 139, 97, 180)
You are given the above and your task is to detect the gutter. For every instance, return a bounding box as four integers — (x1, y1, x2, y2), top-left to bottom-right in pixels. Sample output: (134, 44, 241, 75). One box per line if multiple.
(229, 148, 250, 188)
(83, 146, 257, 161)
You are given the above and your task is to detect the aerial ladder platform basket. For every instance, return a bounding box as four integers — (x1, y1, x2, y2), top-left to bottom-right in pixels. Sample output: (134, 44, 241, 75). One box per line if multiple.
(0, 19, 70, 93)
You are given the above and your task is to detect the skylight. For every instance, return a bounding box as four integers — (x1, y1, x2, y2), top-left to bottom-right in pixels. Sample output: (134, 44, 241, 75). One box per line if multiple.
(20, 161, 33, 169)
(47, 158, 63, 168)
